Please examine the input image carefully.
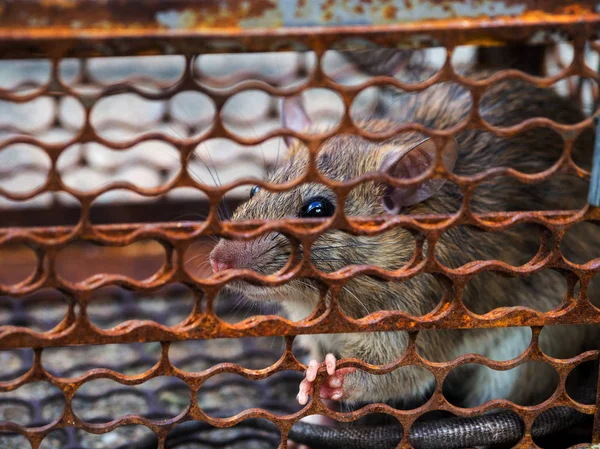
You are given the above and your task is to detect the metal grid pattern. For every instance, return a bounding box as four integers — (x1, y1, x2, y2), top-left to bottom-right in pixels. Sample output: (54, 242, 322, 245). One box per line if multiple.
(1, 3, 600, 449)
(1, 287, 303, 449)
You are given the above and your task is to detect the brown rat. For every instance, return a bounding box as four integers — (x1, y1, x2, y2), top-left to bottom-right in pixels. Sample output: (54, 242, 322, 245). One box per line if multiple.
(339, 44, 547, 78)
(209, 67, 599, 409)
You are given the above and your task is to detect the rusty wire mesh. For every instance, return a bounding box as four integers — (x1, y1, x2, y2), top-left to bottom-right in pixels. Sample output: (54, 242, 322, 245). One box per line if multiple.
(1, 7, 600, 449)
(0, 285, 304, 449)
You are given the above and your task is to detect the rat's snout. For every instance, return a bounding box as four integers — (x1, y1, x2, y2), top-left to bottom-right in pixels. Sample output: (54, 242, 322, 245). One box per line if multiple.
(209, 252, 232, 273)
(209, 233, 285, 275)
(209, 241, 237, 273)
(209, 239, 252, 273)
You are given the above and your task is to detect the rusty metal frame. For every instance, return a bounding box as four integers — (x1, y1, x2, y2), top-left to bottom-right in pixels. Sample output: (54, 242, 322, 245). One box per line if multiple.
(0, 1, 599, 58)
(1, 1, 600, 449)
(0, 0, 598, 31)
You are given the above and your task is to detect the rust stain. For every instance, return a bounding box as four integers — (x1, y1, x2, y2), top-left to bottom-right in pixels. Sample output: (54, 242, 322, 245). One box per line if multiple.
(39, 0, 77, 7)
(383, 4, 398, 20)
(321, 0, 336, 12)
(562, 3, 593, 15)
(0, 1, 594, 45)
(151, 1, 281, 29)
(0, 1, 599, 447)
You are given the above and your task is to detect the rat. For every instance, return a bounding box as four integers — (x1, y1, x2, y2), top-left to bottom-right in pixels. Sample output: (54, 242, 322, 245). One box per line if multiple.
(339, 44, 548, 78)
(209, 66, 599, 412)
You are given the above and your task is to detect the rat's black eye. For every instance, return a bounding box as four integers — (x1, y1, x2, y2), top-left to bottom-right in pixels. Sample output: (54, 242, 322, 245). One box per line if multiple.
(249, 185, 261, 198)
(299, 197, 335, 218)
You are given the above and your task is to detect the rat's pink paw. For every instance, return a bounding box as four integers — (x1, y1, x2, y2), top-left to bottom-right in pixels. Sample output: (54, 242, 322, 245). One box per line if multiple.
(296, 354, 356, 405)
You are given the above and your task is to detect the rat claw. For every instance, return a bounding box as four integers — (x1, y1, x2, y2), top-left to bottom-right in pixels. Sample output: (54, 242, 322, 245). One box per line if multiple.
(306, 360, 319, 382)
(299, 358, 356, 404)
(297, 378, 312, 405)
(325, 353, 336, 376)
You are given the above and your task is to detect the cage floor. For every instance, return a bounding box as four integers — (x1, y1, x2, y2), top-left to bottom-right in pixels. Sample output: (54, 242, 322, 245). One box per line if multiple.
(1, 285, 594, 449)
(0, 287, 304, 449)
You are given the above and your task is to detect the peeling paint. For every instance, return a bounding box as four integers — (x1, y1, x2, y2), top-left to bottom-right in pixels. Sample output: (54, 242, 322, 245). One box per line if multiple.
(156, 9, 197, 30)
(0, 0, 596, 58)
(282, 0, 546, 27)
(240, 8, 283, 28)
(450, 1, 527, 19)
(0, 0, 596, 33)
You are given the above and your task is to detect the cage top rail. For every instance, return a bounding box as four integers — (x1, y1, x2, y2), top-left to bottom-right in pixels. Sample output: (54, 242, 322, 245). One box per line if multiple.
(1, 0, 598, 30)
(0, 1, 600, 58)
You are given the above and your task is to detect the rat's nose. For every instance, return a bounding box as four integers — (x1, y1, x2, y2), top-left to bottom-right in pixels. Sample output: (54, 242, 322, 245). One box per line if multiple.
(209, 253, 234, 273)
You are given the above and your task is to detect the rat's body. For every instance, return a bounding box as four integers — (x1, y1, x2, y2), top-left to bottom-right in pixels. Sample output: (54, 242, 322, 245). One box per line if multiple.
(210, 68, 598, 409)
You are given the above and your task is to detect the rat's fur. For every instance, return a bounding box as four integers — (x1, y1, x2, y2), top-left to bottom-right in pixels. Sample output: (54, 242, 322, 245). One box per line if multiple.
(211, 68, 599, 408)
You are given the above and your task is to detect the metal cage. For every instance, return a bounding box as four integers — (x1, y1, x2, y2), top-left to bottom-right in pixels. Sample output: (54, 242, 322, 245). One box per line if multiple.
(1, 1, 600, 448)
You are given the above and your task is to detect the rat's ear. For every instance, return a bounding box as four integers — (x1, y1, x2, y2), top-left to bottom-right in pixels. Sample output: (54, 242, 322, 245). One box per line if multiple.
(281, 95, 312, 147)
(381, 137, 458, 213)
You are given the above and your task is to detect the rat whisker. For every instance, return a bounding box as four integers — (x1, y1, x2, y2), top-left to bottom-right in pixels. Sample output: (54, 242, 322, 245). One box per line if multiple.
(190, 147, 230, 221)
(234, 114, 270, 180)
(205, 148, 232, 219)
(254, 242, 288, 260)
(195, 260, 211, 273)
(295, 279, 320, 293)
(341, 285, 370, 317)
(275, 134, 282, 171)
(240, 298, 264, 320)
(311, 243, 382, 251)
(153, 140, 221, 222)
(184, 145, 235, 222)
(186, 253, 210, 266)
(227, 292, 252, 317)
(256, 238, 291, 259)
(172, 212, 209, 221)
(195, 262, 211, 273)
(310, 257, 353, 263)
(287, 282, 319, 304)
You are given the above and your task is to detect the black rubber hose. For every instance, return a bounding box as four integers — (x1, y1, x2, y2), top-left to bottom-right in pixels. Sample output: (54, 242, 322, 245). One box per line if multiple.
(287, 405, 589, 449)
(134, 400, 591, 449)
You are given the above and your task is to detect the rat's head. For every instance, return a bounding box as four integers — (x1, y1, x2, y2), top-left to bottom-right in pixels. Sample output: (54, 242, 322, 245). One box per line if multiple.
(209, 96, 457, 313)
